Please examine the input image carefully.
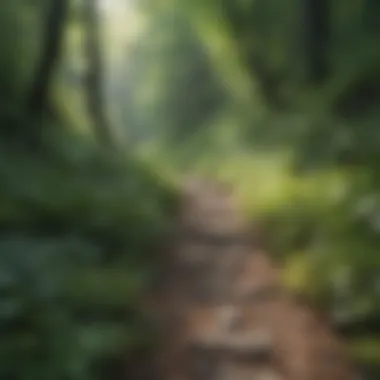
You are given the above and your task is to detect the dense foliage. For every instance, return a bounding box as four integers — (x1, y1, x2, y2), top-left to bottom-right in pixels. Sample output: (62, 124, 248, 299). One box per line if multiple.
(1, 0, 380, 378)
(0, 132, 176, 380)
(0, 1, 177, 379)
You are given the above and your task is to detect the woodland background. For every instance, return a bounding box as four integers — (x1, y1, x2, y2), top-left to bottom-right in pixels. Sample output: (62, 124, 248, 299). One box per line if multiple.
(0, 0, 380, 378)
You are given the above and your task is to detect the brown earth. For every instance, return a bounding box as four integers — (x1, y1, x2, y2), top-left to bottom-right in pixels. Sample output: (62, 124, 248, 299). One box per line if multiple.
(142, 178, 361, 380)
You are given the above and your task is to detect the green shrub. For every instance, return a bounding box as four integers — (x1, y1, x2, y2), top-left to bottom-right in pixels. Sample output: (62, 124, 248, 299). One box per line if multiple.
(0, 128, 178, 380)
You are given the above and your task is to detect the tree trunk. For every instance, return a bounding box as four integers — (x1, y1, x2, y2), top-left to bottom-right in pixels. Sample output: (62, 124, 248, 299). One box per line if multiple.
(83, 0, 114, 147)
(220, 0, 285, 110)
(26, 0, 69, 116)
(302, 0, 330, 83)
(364, 0, 380, 33)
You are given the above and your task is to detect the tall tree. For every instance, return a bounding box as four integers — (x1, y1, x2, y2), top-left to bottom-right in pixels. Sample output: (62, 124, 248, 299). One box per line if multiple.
(83, 0, 114, 147)
(26, 0, 69, 116)
(302, 0, 330, 83)
(219, 0, 287, 109)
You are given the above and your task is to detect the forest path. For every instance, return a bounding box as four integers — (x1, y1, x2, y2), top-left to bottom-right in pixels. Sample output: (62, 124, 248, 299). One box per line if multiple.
(147, 177, 360, 380)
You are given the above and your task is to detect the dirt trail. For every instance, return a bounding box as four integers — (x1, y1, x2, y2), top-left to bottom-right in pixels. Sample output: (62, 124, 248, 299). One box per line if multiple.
(148, 178, 360, 380)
